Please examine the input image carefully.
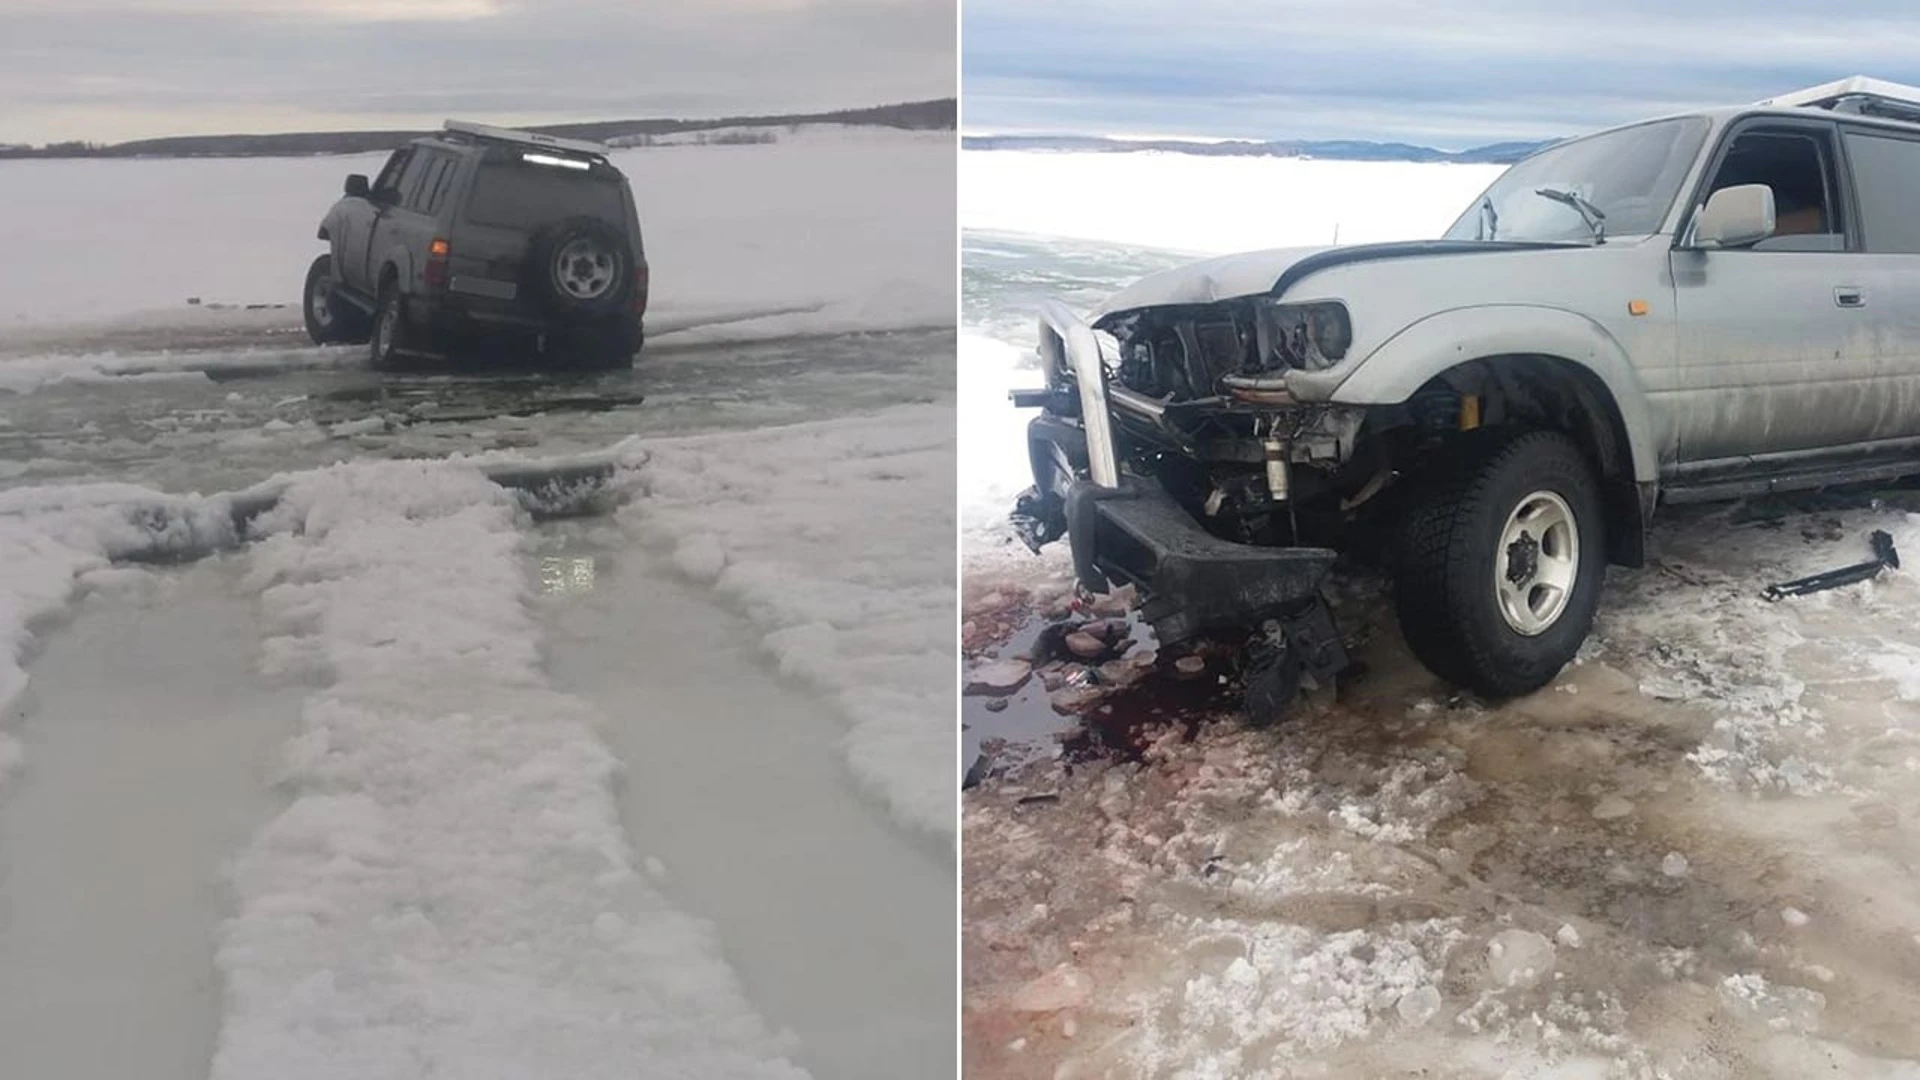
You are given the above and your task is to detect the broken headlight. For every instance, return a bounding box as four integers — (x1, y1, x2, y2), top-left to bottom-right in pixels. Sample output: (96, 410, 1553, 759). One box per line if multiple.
(1261, 300, 1351, 371)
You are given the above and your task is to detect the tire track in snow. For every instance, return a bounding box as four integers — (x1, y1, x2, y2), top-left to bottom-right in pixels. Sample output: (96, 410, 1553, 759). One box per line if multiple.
(212, 461, 808, 1079)
(0, 560, 296, 1080)
(531, 520, 955, 1079)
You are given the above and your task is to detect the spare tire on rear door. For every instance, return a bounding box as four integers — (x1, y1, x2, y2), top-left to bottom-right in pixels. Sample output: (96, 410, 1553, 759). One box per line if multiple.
(524, 215, 634, 318)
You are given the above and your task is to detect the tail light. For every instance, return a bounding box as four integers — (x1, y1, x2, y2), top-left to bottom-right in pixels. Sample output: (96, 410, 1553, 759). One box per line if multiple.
(424, 238, 450, 290)
(631, 262, 650, 317)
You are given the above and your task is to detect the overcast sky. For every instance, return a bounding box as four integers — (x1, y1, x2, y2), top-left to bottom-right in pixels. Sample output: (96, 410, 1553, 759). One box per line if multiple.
(964, 0, 1920, 147)
(0, 0, 954, 144)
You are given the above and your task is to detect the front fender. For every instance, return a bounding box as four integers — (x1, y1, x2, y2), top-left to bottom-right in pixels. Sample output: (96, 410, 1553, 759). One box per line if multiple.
(1308, 304, 1662, 484)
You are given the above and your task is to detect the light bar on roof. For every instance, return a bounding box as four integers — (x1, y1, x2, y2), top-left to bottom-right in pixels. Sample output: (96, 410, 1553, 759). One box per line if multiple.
(442, 119, 609, 157)
(522, 152, 591, 171)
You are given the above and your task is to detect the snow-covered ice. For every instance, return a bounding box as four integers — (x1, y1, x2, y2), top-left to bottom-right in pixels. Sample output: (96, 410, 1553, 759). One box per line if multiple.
(0, 128, 955, 1077)
(619, 404, 956, 841)
(0, 127, 952, 341)
(213, 461, 810, 1079)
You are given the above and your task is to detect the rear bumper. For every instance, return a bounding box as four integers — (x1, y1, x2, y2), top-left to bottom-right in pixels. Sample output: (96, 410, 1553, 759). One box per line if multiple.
(412, 293, 642, 348)
(1011, 302, 1336, 644)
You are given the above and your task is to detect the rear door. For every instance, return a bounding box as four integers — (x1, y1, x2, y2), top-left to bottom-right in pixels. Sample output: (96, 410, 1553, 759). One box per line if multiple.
(1831, 125, 1920, 444)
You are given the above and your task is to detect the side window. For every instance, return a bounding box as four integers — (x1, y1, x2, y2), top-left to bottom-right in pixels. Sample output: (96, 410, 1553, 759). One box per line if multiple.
(1705, 128, 1846, 252)
(408, 153, 453, 215)
(1843, 131, 1920, 254)
(392, 150, 435, 212)
(424, 154, 461, 215)
(372, 147, 413, 199)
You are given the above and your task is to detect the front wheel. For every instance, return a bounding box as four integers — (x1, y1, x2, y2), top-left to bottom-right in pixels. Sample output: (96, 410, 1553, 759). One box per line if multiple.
(303, 255, 369, 345)
(1392, 429, 1605, 698)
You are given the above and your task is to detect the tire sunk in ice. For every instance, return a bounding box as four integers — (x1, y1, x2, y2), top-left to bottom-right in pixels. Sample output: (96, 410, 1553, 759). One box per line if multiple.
(1392, 428, 1605, 698)
(302, 254, 370, 346)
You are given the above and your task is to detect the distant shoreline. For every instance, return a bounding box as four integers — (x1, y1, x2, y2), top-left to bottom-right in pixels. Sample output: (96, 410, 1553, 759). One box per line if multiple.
(961, 132, 1550, 166)
(0, 99, 955, 161)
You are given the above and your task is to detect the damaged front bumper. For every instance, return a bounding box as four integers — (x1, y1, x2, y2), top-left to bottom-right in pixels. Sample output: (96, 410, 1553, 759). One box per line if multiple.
(1009, 301, 1341, 647)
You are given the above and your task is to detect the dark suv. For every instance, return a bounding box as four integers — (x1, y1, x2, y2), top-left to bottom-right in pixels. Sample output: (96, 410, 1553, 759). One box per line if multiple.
(303, 120, 648, 368)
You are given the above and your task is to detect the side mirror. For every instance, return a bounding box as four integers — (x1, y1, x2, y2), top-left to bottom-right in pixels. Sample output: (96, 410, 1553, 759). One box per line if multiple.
(344, 173, 371, 199)
(1690, 183, 1775, 248)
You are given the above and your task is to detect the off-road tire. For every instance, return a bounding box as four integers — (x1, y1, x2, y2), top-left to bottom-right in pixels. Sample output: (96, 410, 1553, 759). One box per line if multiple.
(369, 282, 410, 372)
(303, 254, 370, 346)
(1392, 428, 1605, 698)
(526, 216, 634, 319)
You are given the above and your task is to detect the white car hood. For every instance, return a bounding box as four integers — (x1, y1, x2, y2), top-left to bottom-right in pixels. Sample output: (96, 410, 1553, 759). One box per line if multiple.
(1090, 245, 1334, 322)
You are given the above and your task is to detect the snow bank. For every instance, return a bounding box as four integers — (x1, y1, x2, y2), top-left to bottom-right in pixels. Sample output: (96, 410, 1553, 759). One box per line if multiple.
(215, 459, 810, 1079)
(958, 332, 1044, 568)
(618, 404, 955, 841)
(0, 342, 362, 395)
(0, 128, 953, 343)
(961, 150, 1503, 254)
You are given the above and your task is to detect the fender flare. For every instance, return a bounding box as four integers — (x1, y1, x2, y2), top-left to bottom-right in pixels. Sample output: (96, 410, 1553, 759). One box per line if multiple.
(1321, 304, 1662, 484)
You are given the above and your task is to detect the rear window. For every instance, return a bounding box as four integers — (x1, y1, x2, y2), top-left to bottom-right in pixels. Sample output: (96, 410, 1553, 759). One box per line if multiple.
(463, 160, 626, 229)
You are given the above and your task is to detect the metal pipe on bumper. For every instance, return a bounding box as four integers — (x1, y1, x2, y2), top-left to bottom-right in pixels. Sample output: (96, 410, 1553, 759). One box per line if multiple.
(1036, 299, 1120, 488)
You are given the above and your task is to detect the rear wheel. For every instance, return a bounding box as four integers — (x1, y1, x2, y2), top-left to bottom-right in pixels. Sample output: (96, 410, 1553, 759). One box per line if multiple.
(369, 282, 409, 371)
(303, 255, 369, 345)
(1392, 429, 1605, 698)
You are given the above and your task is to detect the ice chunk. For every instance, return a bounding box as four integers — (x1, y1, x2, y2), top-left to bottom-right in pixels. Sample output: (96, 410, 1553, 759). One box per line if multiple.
(1396, 985, 1442, 1026)
(1591, 794, 1634, 820)
(1486, 929, 1556, 989)
(1662, 852, 1691, 878)
(1010, 963, 1091, 1013)
(1720, 973, 1826, 1033)
(1782, 906, 1811, 927)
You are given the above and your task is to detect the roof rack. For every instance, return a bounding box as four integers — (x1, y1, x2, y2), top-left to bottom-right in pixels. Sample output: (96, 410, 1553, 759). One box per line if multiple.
(441, 120, 610, 158)
(1758, 76, 1920, 124)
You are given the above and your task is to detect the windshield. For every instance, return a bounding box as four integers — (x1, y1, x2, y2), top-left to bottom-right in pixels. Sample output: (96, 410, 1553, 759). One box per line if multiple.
(464, 160, 627, 230)
(1443, 117, 1710, 243)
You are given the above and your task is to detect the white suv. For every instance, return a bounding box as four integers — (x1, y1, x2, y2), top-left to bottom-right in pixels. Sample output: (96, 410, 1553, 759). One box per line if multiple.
(1010, 76, 1920, 719)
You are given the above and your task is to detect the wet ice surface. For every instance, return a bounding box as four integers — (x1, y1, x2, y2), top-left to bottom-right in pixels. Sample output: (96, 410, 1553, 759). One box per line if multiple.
(0, 316, 948, 496)
(962, 227, 1920, 1078)
(0, 314, 954, 1079)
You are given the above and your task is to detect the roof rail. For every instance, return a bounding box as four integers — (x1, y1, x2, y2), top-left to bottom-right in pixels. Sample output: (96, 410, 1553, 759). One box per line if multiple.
(441, 120, 610, 158)
(1758, 76, 1920, 123)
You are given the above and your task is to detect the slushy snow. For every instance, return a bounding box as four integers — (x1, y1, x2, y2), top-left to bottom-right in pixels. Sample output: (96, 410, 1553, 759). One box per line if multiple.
(620, 404, 957, 841)
(214, 460, 810, 1080)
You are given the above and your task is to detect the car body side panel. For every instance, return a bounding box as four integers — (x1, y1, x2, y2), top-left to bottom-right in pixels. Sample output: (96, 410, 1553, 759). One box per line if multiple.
(325, 198, 377, 293)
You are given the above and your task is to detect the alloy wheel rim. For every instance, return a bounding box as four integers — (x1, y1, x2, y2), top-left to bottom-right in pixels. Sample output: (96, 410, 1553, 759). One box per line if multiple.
(554, 238, 616, 300)
(1494, 490, 1579, 636)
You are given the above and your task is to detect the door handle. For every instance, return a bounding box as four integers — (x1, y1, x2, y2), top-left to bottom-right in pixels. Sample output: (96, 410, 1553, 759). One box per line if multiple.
(1836, 287, 1867, 308)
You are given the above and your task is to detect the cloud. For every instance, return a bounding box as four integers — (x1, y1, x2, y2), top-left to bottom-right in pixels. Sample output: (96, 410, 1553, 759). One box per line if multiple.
(0, 0, 953, 143)
(962, 0, 1920, 144)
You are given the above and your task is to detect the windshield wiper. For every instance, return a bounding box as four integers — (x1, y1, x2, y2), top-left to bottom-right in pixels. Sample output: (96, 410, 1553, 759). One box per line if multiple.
(1477, 195, 1498, 240)
(1534, 187, 1606, 244)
